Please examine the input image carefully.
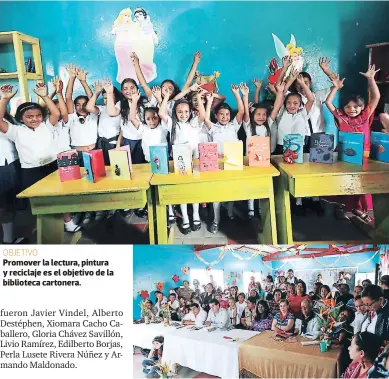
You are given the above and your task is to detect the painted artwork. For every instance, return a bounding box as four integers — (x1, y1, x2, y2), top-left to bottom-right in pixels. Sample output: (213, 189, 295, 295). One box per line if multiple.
(112, 7, 158, 84)
(268, 34, 304, 85)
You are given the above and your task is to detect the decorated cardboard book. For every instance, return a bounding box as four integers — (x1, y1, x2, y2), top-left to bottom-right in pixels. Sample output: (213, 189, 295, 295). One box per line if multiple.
(57, 150, 81, 182)
(199, 142, 219, 172)
(370, 131, 389, 163)
(149, 144, 169, 174)
(338, 132, 364, 166)
(108, 146, 132, 180)
(223, 141, 243, 170)
(247, 136, 270, 167)
(309, 133, 335, 164)
(89, 149, 106, 179)
(283, 134, 304, 164)
(82, 152, 95, 182)
(172, 144, 193, 175)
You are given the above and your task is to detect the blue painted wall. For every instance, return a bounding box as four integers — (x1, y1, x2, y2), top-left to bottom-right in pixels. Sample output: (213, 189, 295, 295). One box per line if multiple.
(133, 245, 272, 319)
(2, 1, 389, 138)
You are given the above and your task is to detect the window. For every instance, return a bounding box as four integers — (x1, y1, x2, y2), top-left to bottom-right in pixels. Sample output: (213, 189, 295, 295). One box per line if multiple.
(190, 269, 224, 291)
(243, 271, 262, 294)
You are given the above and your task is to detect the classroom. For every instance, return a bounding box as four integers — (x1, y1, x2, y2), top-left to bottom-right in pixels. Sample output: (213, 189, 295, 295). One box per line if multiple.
(0, 1, 389, 246)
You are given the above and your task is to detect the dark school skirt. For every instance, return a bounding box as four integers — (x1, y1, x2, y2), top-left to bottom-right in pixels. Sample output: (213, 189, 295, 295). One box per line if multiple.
(96, 136, 118, 165)
(0, 159, 21, 211)
(21, 160, 58, 190)
(121, 138, 145, 164)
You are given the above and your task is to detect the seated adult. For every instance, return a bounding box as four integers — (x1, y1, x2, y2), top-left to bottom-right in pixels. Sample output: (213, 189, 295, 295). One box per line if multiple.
(336, 283, 354, 308)
(295, 299, 321, 339)
(311, 282, 323, 301)
(252, 300, 273, 332)
(237, 296, 257, 330)
(215, 292, 228, 309)
(205, 299, 229, 328)
(286, 283, 296, 299)
(180, 280, 194, 301)
(248, 289, 260, 303)
(288, 280, 311, 317)
(361, 285, 389, 341)
(380, 275, 389, 301)
(368, 343, 389, 378)
(268, 289, 282, 315)
(271, 299, 295, 333)
(343, 332, 383, 378)
(154, 291, 168, 316)
(182, 303, 207, 327)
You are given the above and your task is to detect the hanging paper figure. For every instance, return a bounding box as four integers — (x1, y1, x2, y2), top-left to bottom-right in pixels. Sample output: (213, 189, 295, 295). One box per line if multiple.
(194, 71, 220, 93)
(139, 290, 149, 300)
(172, 275, 180, 283)
(267, 34, 304, 85)
(181, 267, 190, 275)
(112, 7, 158, 85)
(155, 281, 164, 291)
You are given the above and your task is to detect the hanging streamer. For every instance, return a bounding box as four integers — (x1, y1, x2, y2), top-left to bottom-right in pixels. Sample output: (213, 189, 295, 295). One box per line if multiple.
(342, 250, 380, 266)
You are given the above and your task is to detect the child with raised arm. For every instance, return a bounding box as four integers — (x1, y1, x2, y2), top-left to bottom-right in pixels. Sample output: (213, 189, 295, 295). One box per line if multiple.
(272, 73, 315, 216)
(325, 65, 380, 222)
(204, 84, 244, 233)
(242, 82, 283, 218)
(158, 86, 206, 234)
(0, 83, 60, 190)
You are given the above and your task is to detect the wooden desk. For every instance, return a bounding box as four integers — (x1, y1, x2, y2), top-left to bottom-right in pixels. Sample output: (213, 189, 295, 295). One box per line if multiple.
(239, 331, 345, 378)
(150, 157, 280, 244)
(17, 164, 155, 244)
(271, 156, 389, 243)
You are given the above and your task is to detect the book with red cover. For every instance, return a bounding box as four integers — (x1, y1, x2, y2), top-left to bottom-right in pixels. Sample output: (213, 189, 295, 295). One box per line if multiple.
(90, 149, 106, 179)
(247, 136, 270, 167)
(57, 150, 81, 182)
(199, 143, 219, 172)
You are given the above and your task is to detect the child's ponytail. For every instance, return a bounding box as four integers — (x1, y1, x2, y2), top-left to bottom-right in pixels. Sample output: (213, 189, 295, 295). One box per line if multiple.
(249, 103, 271, 137)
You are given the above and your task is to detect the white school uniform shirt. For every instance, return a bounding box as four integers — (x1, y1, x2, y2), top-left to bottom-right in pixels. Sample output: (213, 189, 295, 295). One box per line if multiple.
(68, 112, 98, 147)
(0, 130, 18, 166)
(206, 307, 229, 328)
(274, 106, 313, 145)
(116, 97, 158, 141)
(182, 308, 207, 327)
(140, 124, 168, 162)
(168, 299, 180, 310)
(236, 301, 247, 321)
(351, 311, 367, 334)
(361, 313, 379, 334)
(4, 119, 57, 168)
(96, 105, 121, 143)
(161, 116, 203, 158)
(227, 307, 239, 325)
(53, 119, 71, 153)
(301, 89, 331, 135)
(242, 118, 277, 153)
(208, 117, 242, 155)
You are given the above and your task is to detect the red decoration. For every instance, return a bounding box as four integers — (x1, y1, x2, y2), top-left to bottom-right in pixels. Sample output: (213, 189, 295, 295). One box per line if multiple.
(172, 275, 180, 283)
(181, 266, 190, 275)
(267, 58, 282, 85)
(139, 290, 149, 300)
(156, 282, 164, 291)
(206, 266, 212, 271)
(283, 149, 298, 164)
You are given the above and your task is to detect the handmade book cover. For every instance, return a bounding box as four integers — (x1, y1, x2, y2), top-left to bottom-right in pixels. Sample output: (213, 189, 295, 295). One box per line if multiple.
(149, 144, 169, 174)
(247, 136, 270, 167)
(223, 141, 243, 170)
(90, 149, 106, 179)
(199, 142, 219, 172)
(370, 131, 389, 163)
(309, 133, 335, 164)
(108, 150, 132, 180)
(338, 131, 364, 166)
(82, 152, 95, 182)
(172, 144, 193, 175)
(57, 150, 81, 182)
(283, 134, 304, 164)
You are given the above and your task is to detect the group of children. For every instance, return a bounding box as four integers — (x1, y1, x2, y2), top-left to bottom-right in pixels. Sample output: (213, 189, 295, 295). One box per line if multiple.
(0, 50, 387, 242)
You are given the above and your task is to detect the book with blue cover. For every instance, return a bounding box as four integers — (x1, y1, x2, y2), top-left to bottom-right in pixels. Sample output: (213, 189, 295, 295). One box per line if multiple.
(283, 134, 304, 163)
(338, 131, 364, 166)
(309, 133, 335, 164)
(370, 131, 389, 163)
(82, 152, 95, 182)
(149, 144, 169, 174)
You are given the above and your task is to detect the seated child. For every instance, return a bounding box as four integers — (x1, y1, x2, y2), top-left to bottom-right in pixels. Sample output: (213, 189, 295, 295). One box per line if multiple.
(351, 295, 368, 334)
(329, 308, 354, 345)
(142, 336, 164, 378)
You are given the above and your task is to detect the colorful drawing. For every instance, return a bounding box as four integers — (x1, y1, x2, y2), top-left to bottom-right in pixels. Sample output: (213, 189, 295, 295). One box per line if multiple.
(172, 275, 180, 283)
(112, 7, 158, 84)
(172, 144, 193, 175)
(268, 34, 304, 85)
(283, 134, 304, 164)
(150, 144, 169, 174)
(194, 71, 220, 93)
(181, 267, 190, 275)
(155, 282, 164, 291)
(138, 290, 149, 300)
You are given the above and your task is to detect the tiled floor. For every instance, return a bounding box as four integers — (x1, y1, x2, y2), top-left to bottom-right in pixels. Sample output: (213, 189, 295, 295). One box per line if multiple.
(133, 348, 219, 379)
(3, 200, 369, 244)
